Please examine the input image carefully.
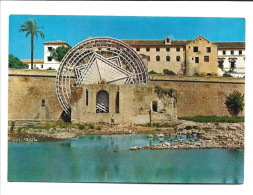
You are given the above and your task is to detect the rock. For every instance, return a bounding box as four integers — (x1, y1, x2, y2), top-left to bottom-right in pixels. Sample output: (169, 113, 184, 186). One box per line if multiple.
(156, 133, 164, 138)
(164, 142, 171, 146)
(130, 146, 138, 150)
(147, 134, 154, 138)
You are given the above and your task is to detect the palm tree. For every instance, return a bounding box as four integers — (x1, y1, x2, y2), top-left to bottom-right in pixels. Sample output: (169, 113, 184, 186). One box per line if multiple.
(18, 18, 44, 69)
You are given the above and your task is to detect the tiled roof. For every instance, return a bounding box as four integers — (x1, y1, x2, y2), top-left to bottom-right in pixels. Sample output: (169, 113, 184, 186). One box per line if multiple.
(214, 42, 245, 49)
(122, 40, 190, 46)
(43, 40, 71, 48)
(21, 59, 44, 64)
(123, 39, 245, 49)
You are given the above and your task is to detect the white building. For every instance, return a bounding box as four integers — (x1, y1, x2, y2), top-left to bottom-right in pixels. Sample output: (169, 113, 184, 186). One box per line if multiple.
(215, 42, 245, 77)
(21, 40, 71, 70)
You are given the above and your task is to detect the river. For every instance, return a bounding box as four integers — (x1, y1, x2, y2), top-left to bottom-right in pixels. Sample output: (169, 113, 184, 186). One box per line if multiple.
(8, 134, 244, 183)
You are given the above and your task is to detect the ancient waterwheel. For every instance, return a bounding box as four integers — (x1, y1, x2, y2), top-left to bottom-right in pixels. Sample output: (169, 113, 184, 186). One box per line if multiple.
(56, 37, 149, 117)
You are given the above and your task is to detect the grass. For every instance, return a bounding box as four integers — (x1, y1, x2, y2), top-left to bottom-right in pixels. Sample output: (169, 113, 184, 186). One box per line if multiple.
(15, 122, 98, 132)
(178, 116, 244, 123)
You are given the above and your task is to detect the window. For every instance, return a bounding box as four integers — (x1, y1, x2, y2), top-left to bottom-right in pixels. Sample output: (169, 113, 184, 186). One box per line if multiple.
(189, 46, 191, 49)
(98, 47, 101, 50)
(231, 61, 235, 70)
(176, 56, 181, 61)
(207, 47, 211, 53)
(156, 56, 160, 61)
(86, 89, 88, 106)
(166, 48, 170, 52)
(116, 90, 119, 113)
(147, 56, 150, 61)
(136, 48, 140, 51)
(195, 57, 199, 63)
(193, 47, 198, 52)
(48, 56, 52, 61)
(231, 50, 234, 55)
(176, 47, 180, 52)
(41, 99, 45, 106)
(218, 61, 224, 70)
(239, 50, 242, 55)
(146, 48, 150, 52)
(223, 51, 226, 55)
(166, 56, 170, 61)
(207, 73, 211, 76)
(41, 64, 43, 69)
(204, 56, 209, 62)
(48, 47, 52, 51)
(156, 48, 160, 52)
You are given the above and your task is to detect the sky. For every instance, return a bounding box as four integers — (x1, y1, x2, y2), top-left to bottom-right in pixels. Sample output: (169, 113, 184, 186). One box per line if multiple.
(9, 15, 245, 60)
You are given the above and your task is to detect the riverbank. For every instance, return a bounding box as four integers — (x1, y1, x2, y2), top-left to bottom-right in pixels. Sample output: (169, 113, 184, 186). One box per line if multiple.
(8, 120, 244, 149)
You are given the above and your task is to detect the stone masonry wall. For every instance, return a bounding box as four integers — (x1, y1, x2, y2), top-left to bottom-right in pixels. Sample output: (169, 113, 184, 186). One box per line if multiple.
(8, 69, 245, 121)
(8, 69, 63, 120)
(150, 75, 245, 117)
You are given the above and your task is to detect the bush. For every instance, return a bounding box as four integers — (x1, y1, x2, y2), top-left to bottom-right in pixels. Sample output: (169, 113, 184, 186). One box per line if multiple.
(88, 124, 95, 129)
(148, 70, 158, 74)
(225, 90, 244, 116)
(96, 126, 101, 130)
(194, 72, 200, 77)
(223, 72, 232, 77)
(163, 69, 176, 76)
(78, 124, 85, 130)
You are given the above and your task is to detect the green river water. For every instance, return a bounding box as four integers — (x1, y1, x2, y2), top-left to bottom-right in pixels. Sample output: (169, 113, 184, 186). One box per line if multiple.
(8, 134, 244, 183)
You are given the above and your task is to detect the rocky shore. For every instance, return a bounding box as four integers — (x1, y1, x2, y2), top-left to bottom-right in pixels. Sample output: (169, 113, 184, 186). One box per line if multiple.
(8, 120, 244, 150)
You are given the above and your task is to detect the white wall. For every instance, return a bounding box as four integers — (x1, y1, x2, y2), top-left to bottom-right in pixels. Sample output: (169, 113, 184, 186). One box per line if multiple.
(218, 49, 245, 77)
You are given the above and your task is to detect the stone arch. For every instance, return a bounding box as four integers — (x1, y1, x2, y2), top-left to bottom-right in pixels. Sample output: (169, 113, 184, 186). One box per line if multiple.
(96, 90, 109, 113)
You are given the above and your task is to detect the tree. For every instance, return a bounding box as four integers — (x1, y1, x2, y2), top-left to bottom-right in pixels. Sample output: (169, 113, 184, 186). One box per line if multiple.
(50, 46, 70, 62)
(18, 18, 44, 69)
(225, 90, 244, 116)
(9, 54, 28, 69)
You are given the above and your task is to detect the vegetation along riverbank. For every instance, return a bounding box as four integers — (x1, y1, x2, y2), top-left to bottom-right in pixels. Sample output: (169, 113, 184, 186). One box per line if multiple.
(8, 116, 244, 150)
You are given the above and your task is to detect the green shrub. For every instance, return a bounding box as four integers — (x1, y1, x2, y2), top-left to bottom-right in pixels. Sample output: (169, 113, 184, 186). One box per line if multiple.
(88, 124, 95, 129)
(163, 69, 176, 76)
(225, 90, 244, 116)
(78, 124, 86, 130)
(96, 126, 102, 130)
(223, 72, 232, 77)
(194, 72, 200, 77)
(148, 70, 158, 74)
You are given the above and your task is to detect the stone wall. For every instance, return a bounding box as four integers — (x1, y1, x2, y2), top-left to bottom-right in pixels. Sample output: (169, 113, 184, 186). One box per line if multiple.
(71, 84, 177, 124)
(150, 75, 245, 117)
(8, 69, 245, 122)
(8, 69, 63, 120)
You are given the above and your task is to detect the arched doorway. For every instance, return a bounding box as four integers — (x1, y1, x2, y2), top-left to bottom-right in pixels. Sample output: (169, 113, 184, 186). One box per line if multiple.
(96, 90, 109, 113)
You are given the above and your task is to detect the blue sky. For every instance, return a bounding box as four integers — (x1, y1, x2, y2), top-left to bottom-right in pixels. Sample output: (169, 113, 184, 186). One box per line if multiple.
(9, 15, 245, 59)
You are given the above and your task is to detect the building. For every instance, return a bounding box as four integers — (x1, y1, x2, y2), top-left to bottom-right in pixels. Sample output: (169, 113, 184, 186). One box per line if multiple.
(185, 36, 218, 76)
(123, 37, 187, 75)
(20, 59, 44, 69)
(22, 40, 71, 70)
(21, 36, 245, 77)
(216, 42, 245, 77)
